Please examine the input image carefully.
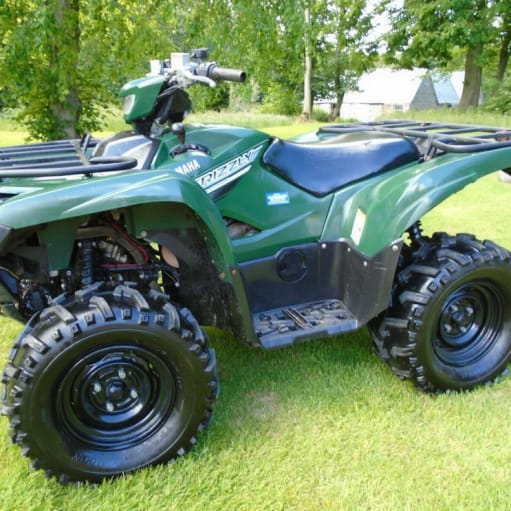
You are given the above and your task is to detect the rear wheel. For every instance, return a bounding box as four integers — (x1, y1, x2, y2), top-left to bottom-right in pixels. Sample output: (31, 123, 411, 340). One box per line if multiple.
(369, 233, 511, 392)
(1, 285, 218, 484)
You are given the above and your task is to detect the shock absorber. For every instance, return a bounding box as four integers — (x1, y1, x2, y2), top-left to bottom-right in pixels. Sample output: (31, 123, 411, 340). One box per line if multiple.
(80, 240, 95, 288)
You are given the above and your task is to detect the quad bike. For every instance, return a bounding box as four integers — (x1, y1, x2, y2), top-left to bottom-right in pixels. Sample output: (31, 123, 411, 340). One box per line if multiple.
(1, 49, 511, 484)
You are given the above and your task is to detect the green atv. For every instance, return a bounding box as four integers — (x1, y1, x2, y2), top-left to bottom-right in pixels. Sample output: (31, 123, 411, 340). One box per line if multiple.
(1, 49, 511, 484)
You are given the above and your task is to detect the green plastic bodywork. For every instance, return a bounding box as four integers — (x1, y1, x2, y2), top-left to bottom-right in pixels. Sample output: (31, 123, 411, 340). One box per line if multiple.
(120, 75, 165, 122)
(1, 126, 511, 266)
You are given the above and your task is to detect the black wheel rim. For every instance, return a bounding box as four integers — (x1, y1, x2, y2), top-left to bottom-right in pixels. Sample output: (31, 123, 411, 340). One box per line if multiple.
(57, 345, 176, 449)
(435, 280, 504, 367)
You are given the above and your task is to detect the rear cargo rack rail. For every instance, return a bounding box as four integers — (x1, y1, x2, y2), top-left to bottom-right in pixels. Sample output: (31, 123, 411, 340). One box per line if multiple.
(319, 120, 511, 159)
(0, 138, 137, 178)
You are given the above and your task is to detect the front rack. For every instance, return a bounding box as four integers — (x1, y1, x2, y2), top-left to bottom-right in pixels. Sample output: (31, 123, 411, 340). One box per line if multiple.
(319, 120, 511, 159)
(0, 137, 137, 178)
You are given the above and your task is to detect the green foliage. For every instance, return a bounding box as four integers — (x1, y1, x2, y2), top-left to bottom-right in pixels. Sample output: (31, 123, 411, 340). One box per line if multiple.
(312, 0, 377, 118)
(5, 0, 511, 139)
(0, 0, 184, 140)
(483, 76, 511, 114)
(384, 0, 511, 108)
(312, 108, 331, 122)
(190, 84, 231, 113)
(259, 83, 302, 116)
(1, 0, 82, 139)
(0, 0, 379, 134)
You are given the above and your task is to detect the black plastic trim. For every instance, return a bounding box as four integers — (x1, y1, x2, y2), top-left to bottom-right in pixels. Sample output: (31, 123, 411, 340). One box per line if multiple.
(239, 239, 402, 326)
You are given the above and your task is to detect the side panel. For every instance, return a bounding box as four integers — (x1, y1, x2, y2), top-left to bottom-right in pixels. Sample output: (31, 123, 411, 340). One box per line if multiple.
(217, 162, 333, 262)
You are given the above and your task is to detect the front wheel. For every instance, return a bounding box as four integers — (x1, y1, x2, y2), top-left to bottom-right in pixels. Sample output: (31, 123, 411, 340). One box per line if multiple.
(369, 233, 511, 392)
(1, 285, 218, 484)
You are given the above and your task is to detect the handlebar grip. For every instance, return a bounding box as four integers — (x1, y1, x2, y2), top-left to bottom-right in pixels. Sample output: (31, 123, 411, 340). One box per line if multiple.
(197, 63, 246, 83)
(209, 66, 247, 83)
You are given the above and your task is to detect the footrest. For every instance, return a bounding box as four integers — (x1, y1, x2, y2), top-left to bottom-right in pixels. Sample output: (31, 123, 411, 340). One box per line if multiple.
(253, 300, 357, 349)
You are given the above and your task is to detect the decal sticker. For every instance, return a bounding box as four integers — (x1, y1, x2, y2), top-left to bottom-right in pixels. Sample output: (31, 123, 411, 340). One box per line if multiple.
(266, 192, 290, 206)
(351, 208, 366, 246)
(175, 160, 201, 176)
(195, 145, 264, 193)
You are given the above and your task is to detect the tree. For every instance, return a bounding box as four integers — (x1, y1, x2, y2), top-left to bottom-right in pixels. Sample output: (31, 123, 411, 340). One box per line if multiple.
(316, 0, 377, 121)
(303, 3, 314, 119)
(186, 0, 305, 115)
(0, 0, 180, 140)
(385, 0, 496, 107)
(0, 0, 380, 137)
(0, 0, 82, 139)
(495, 2, 511, 81)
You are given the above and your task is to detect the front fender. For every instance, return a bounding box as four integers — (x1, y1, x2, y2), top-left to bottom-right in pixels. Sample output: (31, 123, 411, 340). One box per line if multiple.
(0, 170, 257, 340)
(323, 146, 511, 257)
(0, 170, 235, 269)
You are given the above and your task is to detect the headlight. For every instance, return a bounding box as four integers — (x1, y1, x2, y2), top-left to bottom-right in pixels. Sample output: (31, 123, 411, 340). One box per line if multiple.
(122, 94, 136, 116)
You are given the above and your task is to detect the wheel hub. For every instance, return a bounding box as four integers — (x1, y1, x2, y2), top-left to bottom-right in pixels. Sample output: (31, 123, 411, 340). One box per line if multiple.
(83, 359, 150, 421)
(106, 381, 125, 401)
(441, 299, 477, 344)
(60, 345, 176, 447)
(435, 281, 503, 367)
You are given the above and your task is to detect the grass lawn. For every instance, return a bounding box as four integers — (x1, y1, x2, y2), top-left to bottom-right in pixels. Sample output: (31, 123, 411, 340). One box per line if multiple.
(0, 112, 511, 510)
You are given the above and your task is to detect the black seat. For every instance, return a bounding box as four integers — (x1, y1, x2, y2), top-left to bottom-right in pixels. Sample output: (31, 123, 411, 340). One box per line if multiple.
(263, 134, 420, 197)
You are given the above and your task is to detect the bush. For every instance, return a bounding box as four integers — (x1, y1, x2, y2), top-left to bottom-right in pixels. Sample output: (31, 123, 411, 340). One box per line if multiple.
(190, 83, 230, 113)
(259, 84, 301, 116)
(483, 77, 511, 114)
(312, 108, 331, 122)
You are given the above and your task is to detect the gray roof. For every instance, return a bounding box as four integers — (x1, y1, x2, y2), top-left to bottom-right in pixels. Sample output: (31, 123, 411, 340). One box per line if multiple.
(431, 74, 459, 105)
(343, 68, 460, 106)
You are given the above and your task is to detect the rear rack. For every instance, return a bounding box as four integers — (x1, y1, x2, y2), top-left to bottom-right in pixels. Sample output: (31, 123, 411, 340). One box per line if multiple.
(0, 138, 137, 178)
(319, 120, 511, 159)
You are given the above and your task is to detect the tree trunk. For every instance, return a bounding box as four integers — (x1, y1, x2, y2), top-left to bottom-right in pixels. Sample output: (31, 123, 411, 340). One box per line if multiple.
(329, 90, 344, 122)
(497, 30, 511, 82)
(459, 45, 483, 108)
(302, 6, 313, 120)
(51, 0, 81, 138)
(303, 52, 313, 119)
(329, 53, 343, 122)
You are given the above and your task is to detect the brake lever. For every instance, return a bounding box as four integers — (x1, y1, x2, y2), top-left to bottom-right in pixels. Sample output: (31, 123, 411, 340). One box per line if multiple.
(182, 70, 216, 88)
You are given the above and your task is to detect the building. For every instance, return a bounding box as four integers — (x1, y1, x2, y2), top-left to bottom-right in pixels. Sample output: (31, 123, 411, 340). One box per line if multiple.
(337, 68, 460, 121)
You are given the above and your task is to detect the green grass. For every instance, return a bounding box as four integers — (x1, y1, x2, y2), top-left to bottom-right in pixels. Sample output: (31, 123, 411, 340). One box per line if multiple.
(1, 111, 511, 509)
(389, 107, 511, 128)
(100, 109, 322, 138)
(3, 109, 320, 141)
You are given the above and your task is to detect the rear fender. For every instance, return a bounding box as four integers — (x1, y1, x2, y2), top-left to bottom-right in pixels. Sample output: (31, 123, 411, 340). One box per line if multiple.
(323, 147, 511, 256)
